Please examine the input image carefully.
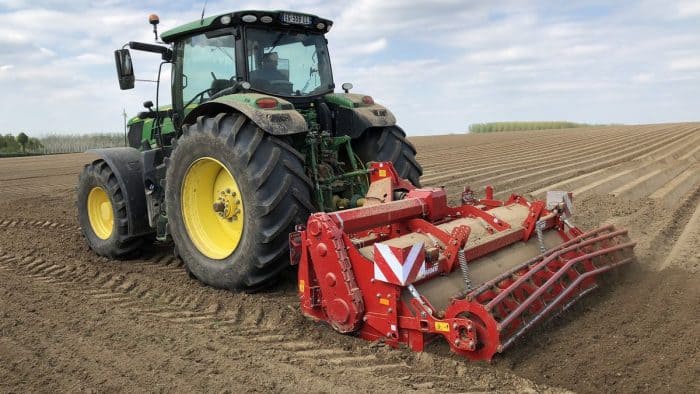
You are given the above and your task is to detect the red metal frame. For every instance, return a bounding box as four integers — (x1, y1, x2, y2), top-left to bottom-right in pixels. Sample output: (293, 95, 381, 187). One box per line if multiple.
(294, 163, 636, 361)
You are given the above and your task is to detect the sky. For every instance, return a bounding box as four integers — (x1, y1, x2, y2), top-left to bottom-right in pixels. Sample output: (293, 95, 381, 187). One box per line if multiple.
(0, 0, 699, 136)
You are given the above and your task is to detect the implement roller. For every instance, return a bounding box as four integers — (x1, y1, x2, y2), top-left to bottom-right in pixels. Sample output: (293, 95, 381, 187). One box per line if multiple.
(292, 162, 636, 360)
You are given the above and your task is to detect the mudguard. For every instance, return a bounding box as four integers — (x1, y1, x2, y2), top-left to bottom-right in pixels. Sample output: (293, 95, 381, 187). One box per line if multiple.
(325, 93, 397, 138)
(182, 94, 308, 135)
(86, 147, 152, 237)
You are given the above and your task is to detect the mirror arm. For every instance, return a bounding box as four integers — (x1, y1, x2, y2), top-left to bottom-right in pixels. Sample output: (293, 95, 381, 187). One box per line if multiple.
(128, 41, 173, 61)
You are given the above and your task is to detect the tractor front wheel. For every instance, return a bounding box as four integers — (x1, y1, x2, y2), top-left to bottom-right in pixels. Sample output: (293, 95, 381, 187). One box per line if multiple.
(166, 113, 314, 291)
(77, 159, 147, 257)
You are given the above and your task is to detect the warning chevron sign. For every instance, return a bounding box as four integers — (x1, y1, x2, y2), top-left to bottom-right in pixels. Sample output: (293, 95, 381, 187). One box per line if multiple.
(373, 242, 427, 286)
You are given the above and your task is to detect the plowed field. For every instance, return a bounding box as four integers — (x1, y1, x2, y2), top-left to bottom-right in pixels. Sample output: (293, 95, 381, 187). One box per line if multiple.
(1, 123, 698, 393)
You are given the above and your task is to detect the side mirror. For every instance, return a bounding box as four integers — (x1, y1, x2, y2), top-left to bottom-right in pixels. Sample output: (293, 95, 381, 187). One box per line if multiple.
(114, 49, 135, 90)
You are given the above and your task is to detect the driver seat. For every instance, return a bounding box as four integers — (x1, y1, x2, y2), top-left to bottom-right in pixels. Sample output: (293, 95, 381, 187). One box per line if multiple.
(209, 79, 233, 97)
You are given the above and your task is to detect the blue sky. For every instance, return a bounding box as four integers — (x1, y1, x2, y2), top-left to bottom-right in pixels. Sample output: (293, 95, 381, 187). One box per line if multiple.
(0, 0, 698, 136)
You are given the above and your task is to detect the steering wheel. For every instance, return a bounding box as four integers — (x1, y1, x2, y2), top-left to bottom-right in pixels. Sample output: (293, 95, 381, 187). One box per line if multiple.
(183, 73, 234, 108)
(209, 79, 249, 100)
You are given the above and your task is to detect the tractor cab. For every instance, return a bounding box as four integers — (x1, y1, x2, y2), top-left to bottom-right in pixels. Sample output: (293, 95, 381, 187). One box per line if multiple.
(167, 12, 335, 112)
(119, 12, 334, 112)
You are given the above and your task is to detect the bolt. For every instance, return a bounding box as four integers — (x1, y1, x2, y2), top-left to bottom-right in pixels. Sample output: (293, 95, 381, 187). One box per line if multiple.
(226, 188, 231, 194)
(235, 199, 241, 205)
(454, 339, 461, 346)
(213, 201, 225, 213)
(376, 293, 381, 298)
(387, 308, 393, 313)
(453, 323, 458, 330)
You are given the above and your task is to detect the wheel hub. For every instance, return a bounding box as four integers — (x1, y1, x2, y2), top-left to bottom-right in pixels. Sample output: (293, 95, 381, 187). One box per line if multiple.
(181, 157, 245, 260)
(87, 186, 114, 240)
(212, 189, 241, 221)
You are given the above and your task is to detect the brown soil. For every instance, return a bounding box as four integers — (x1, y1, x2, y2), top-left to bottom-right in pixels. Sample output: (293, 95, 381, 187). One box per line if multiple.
(1, 123, 698, 392)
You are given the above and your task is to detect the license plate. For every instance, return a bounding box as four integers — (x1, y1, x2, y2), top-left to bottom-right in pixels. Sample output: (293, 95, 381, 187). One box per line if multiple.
(281, 13, 311, 25)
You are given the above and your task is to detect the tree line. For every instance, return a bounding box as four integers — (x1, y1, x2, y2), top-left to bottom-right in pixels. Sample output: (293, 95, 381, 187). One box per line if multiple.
(468, 121, 606, 133)
(0, 133, 43, 154)
(0, 133, 125, 156)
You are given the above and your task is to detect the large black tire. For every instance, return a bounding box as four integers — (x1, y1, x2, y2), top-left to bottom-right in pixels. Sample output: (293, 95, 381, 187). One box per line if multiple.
(166, 113, 314, 291)
(352, 126, 423, 186)
(77, 159, 146, 257)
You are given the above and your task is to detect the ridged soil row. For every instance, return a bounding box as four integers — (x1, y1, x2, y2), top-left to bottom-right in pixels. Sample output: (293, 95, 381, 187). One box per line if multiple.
(528, 132, 700, 200)
(483, 126, 699, 199)
(661, 194, 700, 271)
(634, 186, 700, 271)
(416, 123, 675, 172)
(415, 123, 663, 165)
(421, 125, 696, 193)
(419, 123, 669, 179)
(421, 124, 686, 188)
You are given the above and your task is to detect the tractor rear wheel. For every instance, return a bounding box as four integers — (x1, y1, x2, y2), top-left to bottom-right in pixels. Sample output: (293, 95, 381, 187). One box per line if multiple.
(77, 159, 146, 257)
(166, 113, 314, 291)
(353, 126, 423, 186)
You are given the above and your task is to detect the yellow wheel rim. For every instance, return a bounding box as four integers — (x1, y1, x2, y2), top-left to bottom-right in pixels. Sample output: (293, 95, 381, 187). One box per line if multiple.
(181, 157, 245, 260)
(87, 186, 114, 240)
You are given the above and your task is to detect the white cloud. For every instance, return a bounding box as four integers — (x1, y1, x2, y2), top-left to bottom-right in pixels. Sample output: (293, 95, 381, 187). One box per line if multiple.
(668, 56, 700, 71)
(463, 47, 536, 64)
(0, 0, 699, 135)
(677, 0, 700, 17)
(632, 73, 654, 83)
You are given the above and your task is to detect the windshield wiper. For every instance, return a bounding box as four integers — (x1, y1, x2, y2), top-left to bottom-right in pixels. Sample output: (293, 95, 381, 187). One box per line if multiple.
(212, 45, 233, 61)
(266, 31, 287, 54)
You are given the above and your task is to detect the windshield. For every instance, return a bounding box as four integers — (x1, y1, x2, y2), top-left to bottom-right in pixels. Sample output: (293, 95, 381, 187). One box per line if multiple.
(245, 27, 333, 97)
(181, 32, 236, 106)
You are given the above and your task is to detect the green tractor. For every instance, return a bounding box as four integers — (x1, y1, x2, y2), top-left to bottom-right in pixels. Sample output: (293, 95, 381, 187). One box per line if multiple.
(77, 10, 422, 291)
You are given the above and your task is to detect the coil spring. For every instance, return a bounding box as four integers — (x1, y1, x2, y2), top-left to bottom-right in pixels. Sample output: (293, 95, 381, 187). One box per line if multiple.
(535, 220, 547, 254)
(458, 248, 472, 292)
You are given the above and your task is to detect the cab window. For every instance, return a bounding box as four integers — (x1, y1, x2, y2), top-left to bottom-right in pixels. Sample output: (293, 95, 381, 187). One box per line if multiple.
(181, 33, 236, 106)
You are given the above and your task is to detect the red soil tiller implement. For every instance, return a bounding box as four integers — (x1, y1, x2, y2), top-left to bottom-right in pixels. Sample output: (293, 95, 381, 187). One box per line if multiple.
(291, 162, 636, 360)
